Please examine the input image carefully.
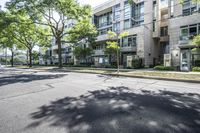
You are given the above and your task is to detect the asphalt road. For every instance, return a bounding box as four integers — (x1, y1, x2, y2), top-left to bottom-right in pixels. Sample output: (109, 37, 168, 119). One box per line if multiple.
(0, 67, 200, 133)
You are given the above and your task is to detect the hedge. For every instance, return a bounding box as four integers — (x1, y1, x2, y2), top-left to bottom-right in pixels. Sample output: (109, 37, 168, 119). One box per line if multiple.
(154, 65, 175, 71)
(192, 67, 200, 72)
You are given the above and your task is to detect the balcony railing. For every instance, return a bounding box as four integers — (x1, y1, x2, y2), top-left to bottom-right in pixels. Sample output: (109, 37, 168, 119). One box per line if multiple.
(93, 50, 104, 56)
(120, 46, 137, 52)
(179, 36, 191, 44)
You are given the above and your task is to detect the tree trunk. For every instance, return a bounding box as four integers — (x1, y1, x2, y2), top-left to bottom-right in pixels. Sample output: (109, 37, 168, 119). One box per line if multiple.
(29, 48, 32, 68)
(5, 47, 7, 66)
(57, 37, 62, 68)
(11, 48, 14, 67)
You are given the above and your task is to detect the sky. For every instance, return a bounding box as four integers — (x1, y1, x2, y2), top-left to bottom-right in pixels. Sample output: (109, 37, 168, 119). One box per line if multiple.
(0, 0, 109, 9)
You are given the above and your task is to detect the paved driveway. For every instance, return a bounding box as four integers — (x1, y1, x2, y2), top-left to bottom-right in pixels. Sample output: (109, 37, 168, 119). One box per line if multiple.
(0, 68, 200, 133)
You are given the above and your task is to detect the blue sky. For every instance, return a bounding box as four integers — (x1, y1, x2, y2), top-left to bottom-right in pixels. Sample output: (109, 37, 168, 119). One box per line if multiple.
(0, 0, 109, 9)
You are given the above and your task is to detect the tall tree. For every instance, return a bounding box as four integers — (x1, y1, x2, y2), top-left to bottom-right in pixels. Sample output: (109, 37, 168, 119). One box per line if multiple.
(6, 0, 91, 68)
(0, 11, 17, 66)
(192, 35, 200, 52)
(7, 11, 51, 67)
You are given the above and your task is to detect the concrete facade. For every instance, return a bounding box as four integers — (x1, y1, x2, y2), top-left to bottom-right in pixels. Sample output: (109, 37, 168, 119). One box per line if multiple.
(92, 0, 155, 67)
(169, 0, 200, 70)
(93, 0, 200, 69)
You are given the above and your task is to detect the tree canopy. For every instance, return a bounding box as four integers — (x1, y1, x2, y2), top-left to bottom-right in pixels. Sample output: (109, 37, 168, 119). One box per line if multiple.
(6, 0, 92, 68)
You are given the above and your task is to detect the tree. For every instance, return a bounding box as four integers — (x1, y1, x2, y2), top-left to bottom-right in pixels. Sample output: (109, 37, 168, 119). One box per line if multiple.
(67, 19, 97, 64)
(106, 30, 129, 74)
(9, 12, 50, 67)
(0, 11, 17, 67)
(192, 35, 200, 53)
(73, 46, 93, 63)
(32, 51, 39, 64)
(67, 19, 97, 44)
(6, 0, 91, 68)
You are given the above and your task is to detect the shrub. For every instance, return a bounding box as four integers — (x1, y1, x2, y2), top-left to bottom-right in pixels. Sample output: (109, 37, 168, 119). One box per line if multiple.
(154, 65, 175, 71)
(132, 59, 144, 69)
(104, 64, 117, 68)
(194, 60, 200, 67)
(192, 67, 200, 72)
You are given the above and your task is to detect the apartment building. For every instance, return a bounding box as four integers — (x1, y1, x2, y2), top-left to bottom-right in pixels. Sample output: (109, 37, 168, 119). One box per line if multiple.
(93, 0, 155, 67)
(45, 0, 200, 70)
(92, 0, 200, 70)
(169, 0, 200, 70)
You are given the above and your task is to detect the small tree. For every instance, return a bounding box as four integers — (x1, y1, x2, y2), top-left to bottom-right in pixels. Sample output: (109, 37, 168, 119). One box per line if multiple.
(73, 46, 93, 64)
(192, 35, 200, 53)
(106, 30, 129, 74)
(67, 19, 97, 64)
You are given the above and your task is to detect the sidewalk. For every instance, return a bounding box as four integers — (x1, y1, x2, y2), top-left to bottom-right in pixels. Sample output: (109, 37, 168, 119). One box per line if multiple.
(27, 66, 200, 83)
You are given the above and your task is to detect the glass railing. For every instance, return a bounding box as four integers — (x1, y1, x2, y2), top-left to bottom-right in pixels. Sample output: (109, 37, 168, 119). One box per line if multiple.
(179, 35, 193, 44)
(98, 22, 112, 28)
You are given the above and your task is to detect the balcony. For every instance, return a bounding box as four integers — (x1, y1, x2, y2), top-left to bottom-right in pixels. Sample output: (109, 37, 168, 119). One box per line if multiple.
(178, 36, 195, 46)
(120, 46, 137, 52)
(98, 22, 112, 29)
(97, 34, 109, 42)
(160, 35, 169, 42)
(93, 50, 105, 56)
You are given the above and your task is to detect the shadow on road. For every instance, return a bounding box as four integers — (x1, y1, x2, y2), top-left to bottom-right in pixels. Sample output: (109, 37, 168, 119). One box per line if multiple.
(0, 74, 67, 87)
(27, 86, 200, 133)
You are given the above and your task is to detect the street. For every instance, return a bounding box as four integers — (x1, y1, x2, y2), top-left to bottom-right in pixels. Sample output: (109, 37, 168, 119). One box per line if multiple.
(0, 67, 200, 133)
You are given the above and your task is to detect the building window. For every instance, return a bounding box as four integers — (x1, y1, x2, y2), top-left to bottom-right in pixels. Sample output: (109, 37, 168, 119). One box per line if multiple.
(171, 0, 174, 17)
(113, 4, 120, 21)
(124, 1, 131, 19)
(153, 20, 156, 32)
(98, 12, 112, 28)
(153, 1, 157, 19)
(108, 12, 113, 25)
(95, 45, 104, 50)
(113, 22, 120, 32)
(132, 2, 144, 26)
(189, 24, 198, 39)
(99, 15, 107, 27)
(122, 37, 128, 47)
(180, 24, 200, 41)
(124, 20, 130, 30)
(182, 0, 199, 16)
(160, 26, 168, 36)
(161, 42, 170, 54)
(181, 26, 189, 37)
(122, 35, 137, 47)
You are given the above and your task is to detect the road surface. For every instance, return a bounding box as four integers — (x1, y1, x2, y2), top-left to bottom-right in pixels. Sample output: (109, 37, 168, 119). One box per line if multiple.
(0, 67, 200, 133)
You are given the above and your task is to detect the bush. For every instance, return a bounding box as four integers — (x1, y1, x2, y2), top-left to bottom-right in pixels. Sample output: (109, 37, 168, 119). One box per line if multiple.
(194, 60, 200, 67)
(104, 64, 117, 68)
(154, 65, 175, 71)
(132, 59, 144, 69)
(192, 67, 200, 72)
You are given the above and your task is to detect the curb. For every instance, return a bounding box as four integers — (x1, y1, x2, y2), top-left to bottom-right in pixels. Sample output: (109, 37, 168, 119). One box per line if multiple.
(33, 68, 200, 84)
